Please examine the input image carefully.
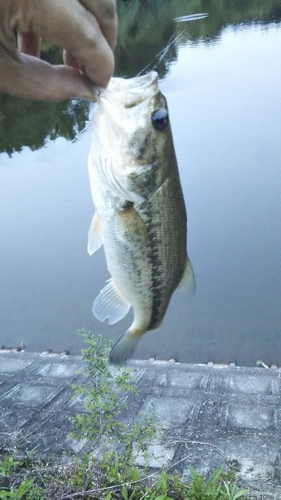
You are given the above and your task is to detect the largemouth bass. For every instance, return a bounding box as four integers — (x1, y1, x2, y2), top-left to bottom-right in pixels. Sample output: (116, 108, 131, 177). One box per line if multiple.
(88, 71, 195, 364)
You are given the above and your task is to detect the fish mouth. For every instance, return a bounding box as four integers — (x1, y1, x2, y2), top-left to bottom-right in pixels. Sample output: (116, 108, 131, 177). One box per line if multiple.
(108, 71, 158, 93)
(93, 71, 159, 109)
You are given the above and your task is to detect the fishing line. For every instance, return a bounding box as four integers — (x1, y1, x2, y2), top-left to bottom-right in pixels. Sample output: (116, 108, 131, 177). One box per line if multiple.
(136, 12, 208, 77)
(174, 13, 208, 22)
(136, 30, 187, 77)
(74, 11, 209, 143)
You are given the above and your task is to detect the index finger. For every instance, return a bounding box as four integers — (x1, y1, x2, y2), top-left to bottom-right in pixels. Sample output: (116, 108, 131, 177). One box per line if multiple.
(79, 0, 117, 50)
(12, 0, 117, 87)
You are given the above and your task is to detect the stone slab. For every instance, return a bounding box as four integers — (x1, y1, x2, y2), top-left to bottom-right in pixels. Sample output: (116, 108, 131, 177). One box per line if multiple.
(0, 351, 281, 498)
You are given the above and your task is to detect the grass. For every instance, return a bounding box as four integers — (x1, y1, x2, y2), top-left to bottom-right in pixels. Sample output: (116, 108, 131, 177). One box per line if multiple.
(0, 332, 254, 499)
(0, 451, 252, 499)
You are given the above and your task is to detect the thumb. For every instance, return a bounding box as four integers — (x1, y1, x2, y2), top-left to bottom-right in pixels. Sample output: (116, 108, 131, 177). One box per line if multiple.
(0, 49, 96, 101)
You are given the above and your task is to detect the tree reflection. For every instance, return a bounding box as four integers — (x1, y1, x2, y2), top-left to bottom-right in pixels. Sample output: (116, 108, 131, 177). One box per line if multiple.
(0, 41, 91, 156)
(0, 0, 280, 155)
(0, 96, 91, 156)
(115, 0, 281, 76)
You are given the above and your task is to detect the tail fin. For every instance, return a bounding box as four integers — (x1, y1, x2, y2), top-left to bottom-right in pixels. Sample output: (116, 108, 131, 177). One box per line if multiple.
(109, 329, 143, 365)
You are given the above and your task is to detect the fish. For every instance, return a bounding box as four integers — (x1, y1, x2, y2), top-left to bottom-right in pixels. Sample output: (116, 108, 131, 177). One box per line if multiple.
(87, 71, 195, 364)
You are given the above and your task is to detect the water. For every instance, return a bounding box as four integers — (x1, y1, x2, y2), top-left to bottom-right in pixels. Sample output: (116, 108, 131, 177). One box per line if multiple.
(0, 0, 281, 366)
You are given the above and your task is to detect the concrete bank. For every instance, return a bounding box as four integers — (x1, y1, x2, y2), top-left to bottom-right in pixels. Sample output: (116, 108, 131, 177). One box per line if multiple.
(0, 350, 281, 498)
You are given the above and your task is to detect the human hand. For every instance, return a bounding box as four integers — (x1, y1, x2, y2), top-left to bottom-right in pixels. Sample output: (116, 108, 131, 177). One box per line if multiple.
(0, 0, 117, 101)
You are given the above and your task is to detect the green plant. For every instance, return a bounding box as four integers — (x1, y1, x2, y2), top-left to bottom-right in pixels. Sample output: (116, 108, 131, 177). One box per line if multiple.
(0, 478, 35, 500)
(101, 451, 140, 485)
(187, 466, 223, 498)
(144, 470, 174, 500)
(0, 453, 252, 500)
(70, 330, 158, 472)
(186, 467, 250, 500)
(0, 331, 253, 499)
(223, 480, 250, 500)
(0, 457, 19, 478)
(69, 453, 94, 491)
(25, 484, 45, 500)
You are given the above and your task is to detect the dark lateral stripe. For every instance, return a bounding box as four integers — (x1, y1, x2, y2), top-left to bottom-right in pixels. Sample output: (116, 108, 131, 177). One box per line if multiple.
(146, 219, 163, 330)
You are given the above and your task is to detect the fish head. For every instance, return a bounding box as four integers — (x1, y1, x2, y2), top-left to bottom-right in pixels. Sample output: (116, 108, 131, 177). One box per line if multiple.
(90, 71, 175, 204)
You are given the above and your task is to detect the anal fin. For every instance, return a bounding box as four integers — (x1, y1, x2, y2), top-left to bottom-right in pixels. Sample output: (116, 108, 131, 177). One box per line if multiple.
(93, 278, 131, 324)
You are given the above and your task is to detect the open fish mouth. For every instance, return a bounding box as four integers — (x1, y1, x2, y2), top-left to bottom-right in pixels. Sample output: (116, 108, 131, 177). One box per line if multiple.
(92, 71, 159, 108)
(106, 71, 158, 93)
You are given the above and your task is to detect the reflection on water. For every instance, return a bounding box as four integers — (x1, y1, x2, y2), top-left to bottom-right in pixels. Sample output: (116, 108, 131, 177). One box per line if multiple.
(115, 0, 281, 76)
(0, 0, 281, 366)
(0, 41, 92, 155)
(0, 97, 91, 156)
(1, 0, 280, 154)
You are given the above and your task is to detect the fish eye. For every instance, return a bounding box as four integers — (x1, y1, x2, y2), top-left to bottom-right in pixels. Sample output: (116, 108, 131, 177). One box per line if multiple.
(151, 108, 169, 131)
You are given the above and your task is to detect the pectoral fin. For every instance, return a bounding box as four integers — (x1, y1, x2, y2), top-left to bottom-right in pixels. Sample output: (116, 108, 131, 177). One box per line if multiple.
(177, 257, 196, 293)
(87, 212, 102, 256)
(93, 278, 131, 324)
(115, 204, 146, 239)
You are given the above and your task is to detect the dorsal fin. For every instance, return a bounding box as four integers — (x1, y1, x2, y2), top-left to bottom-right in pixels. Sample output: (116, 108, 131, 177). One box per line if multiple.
(177, 257, 196, 293)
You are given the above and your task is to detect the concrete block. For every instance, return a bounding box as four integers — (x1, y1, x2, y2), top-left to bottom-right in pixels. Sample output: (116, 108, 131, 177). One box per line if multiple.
(139, 396, 195, 428)
(225, 375, 279, 395)
(1, 383, 57, 407)
(37, 362, 79, 378)
(134, 441, 175, 468)
(221, 403, 276, 431)
(0, 357, 32, 374)
(156, 370, 207, 390)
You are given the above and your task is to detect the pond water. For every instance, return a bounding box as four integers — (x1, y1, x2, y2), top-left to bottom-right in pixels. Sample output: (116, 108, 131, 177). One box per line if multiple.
(0, 0, 281, 366)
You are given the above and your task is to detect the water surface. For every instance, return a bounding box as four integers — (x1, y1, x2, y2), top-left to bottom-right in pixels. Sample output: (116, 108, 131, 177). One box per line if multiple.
(0, 0, 281, 366)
